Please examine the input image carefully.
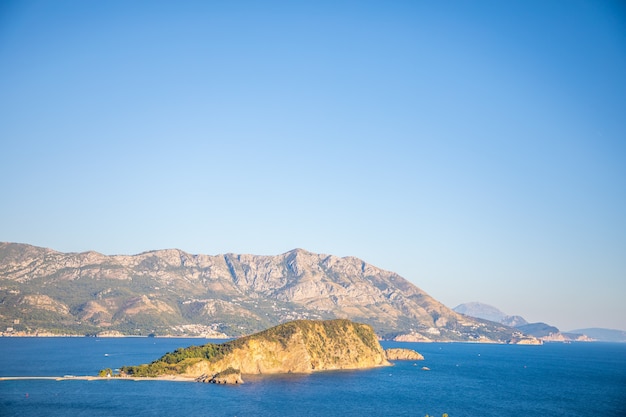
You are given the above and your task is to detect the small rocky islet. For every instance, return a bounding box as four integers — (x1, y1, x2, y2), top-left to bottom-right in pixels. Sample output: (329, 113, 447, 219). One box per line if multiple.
(109, 319, 424, 384)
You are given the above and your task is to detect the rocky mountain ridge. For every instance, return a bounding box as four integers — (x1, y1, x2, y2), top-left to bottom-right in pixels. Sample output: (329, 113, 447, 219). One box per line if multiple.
(0, 242, 534, 342)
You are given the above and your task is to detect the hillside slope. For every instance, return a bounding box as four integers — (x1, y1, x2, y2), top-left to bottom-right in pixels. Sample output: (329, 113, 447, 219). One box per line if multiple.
(0, 242, 530, 342)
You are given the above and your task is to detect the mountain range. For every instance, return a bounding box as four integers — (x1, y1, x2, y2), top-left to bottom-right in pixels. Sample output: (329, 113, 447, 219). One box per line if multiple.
(0, 242, 536, 343)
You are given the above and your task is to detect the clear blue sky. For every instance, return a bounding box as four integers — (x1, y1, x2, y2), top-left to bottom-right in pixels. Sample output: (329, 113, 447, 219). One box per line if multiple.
(1, 0, 624, 331)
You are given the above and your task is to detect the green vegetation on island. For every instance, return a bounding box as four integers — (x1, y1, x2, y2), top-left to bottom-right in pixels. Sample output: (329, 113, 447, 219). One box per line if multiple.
(120, 343, 234, 377)
(110, 319, 392, 382)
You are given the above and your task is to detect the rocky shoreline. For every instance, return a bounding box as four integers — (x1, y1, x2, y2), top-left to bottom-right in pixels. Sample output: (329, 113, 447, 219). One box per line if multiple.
(385, 348, 425, 361)
(0, 375, 197, 382)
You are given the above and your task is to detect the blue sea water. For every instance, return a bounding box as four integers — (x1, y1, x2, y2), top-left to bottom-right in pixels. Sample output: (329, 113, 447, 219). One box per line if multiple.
(0, 337, 625, 416)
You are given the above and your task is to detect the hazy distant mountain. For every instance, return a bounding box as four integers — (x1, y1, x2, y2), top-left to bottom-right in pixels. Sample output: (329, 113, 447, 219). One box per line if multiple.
(453, 302, 528, 327)
(0, 242, 534, 343)
(569, 328, 626, 343)
(516, 322, 560, 338)
(454, 302, 594, 342)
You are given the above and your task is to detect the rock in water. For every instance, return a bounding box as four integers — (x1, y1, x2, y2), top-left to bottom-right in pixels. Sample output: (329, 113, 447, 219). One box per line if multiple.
(196, 368, 243, 384)
(385, 348, 424, 361)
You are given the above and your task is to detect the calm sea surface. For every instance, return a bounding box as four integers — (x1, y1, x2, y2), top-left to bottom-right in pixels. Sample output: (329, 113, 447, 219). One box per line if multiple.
(0, 337, 624, 416)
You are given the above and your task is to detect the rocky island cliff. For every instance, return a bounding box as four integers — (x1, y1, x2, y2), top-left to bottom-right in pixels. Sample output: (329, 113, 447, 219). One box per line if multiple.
(385, 348, 425, 361)
(116, 319, 394, 383)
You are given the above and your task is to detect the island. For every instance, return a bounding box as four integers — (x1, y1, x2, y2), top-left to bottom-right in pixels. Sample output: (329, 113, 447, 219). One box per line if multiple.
(385, 348, 425, 361)
(106, 319, 424, 384)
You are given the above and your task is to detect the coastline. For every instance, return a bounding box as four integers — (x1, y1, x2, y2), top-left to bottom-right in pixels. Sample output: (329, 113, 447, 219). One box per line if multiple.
(0, 334, 230, 339)
(0, 375, 197, 382)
